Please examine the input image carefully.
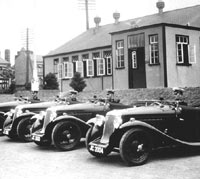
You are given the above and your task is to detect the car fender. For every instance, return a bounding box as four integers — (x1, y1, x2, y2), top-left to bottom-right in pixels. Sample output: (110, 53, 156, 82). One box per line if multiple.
(12, 112, 36, 132)
(120, 120, 200, 147)
(53, 115, 90, 128)
(0, 111, 5, 116)
(86, 117, 96, 126)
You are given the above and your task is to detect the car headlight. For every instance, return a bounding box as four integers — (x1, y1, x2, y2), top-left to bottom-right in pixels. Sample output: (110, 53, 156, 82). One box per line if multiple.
(95, 114, 106, 127)
(113, 115, 123, 129)
(50, 110, 57, 121)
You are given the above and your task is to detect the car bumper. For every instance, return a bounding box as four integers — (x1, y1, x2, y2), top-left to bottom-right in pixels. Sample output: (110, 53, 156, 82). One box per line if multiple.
(31, 131, 45, 142)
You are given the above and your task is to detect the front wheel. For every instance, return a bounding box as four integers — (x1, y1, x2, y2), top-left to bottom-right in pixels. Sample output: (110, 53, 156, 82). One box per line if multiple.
(17, 117, 33, 142)
(52, 121, 81, 151)
(119, 128, 152, 166)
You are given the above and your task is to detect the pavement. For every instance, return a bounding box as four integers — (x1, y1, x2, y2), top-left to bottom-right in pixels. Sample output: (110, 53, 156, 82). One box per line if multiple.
(1, 136, 200, 179)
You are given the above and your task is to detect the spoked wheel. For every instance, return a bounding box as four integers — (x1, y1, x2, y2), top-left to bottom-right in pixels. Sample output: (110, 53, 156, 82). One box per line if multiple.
(52, 121, 81, 151)
(120, 128, 152, 166)
(86, 126, 113, 158)
(17, 117, 33, 142)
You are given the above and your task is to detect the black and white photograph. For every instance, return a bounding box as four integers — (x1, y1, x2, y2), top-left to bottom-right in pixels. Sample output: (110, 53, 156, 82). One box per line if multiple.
(1, 0, 200, 178)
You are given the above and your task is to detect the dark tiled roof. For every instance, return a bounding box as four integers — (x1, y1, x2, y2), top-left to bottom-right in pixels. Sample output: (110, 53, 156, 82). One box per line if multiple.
(46, 5, 200, 57)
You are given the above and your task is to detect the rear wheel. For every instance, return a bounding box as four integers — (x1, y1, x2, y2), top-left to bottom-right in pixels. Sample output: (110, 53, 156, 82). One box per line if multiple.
(17, 117, 33, 142)
(86, 126, 112, 157)
(120, 128, 152, 166)
(52, 121, 81, 151)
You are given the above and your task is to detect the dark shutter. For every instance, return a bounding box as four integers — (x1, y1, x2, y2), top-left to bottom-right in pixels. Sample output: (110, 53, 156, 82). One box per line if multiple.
(94, 60, 97, 77)
(83, 61, 87, 77)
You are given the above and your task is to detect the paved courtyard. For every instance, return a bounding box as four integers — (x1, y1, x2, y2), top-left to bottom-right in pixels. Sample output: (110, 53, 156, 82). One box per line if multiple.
(1, 136, 200, 179)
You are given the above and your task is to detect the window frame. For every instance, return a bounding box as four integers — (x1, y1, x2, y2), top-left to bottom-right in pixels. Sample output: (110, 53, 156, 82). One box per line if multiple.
(131, 51, 137, 69)
(86, 59, 94, 77)
(176, 35, 190, 65)
(149, 34, 159, 65)
(106, 56, 112, 75)
(76, 61, 83, 77)
(116, 40, 125, 68)
(63, 62, 73, 79)
(96, 58, 105, 76)
(53, 59, 59, 74)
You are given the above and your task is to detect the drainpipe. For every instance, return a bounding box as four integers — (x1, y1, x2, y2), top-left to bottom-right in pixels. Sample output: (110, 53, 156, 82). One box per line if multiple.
(162, 24, 168, 87)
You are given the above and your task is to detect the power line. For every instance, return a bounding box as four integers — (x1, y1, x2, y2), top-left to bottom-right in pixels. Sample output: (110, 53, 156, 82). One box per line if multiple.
(78, 0, 96, 30)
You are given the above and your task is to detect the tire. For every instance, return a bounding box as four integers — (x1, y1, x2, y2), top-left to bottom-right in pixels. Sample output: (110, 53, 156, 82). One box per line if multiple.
(0, 114, 6, 136)
(34, 140, 51, 147)
(52, 121, 81, 151)
(86, 126, 112, 158)
(119, 128, 152, 166)
(17, 117, 34, 142)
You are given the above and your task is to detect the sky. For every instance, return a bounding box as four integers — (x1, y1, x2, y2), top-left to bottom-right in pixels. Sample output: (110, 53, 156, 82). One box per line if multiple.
(0, 0, 200, 65)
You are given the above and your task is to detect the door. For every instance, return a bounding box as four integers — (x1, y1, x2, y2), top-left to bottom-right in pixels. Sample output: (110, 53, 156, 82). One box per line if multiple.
(128, 47, 146, 88)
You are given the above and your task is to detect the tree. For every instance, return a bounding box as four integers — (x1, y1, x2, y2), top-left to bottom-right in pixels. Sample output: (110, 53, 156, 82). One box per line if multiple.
(43, 73, 59, 89)
(69, 72, 86, 92)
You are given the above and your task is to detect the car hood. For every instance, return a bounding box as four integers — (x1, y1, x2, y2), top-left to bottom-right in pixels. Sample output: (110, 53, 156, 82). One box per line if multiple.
(48, 102, 106, 113)
(107, 105, 176, 117)
(17, 101, 57, 110)
(0, 101, 23, 109)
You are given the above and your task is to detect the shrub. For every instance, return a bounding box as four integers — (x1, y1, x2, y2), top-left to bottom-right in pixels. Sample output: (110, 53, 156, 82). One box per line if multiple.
(69, 72, 86, 92)
(43, 73, 59, 89)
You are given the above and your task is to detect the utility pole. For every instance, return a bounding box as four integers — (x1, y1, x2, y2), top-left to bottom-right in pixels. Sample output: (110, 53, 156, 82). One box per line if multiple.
(78, 0, 96, 30)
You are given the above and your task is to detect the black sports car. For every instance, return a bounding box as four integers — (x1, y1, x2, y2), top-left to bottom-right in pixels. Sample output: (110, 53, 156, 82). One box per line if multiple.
(86, 101, 200, 166)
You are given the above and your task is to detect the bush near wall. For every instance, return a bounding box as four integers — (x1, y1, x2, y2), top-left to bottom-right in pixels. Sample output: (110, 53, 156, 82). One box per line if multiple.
(14, 87, 200, 106)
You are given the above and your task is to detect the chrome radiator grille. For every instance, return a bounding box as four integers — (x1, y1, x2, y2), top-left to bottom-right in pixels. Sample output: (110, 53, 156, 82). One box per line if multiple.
(41, 109, 52, 133)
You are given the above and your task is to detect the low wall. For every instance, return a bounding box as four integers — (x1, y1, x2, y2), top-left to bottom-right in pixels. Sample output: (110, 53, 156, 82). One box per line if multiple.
(15, 87, 200, 106)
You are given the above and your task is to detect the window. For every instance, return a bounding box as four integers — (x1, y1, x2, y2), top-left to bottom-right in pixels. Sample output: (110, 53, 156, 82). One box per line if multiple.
(58, 63, 63, 79)
(132, 51, 137, 69)
(63, 57, 69, 62)
(116, 41, 124, 68)
(82, 54, 89, 60)
(189, 45, 196, 64)
(53, 59, 59, 73)
(106, 56, 112, 75)
(97, 58, 105, 76)
(72, 55, 79, 61)
(176, 35, 189, 65)
(86, 59, 94, 77)
(63, 62, 73, 78)
(104, 51, 112, 75)
(76, 61, 83, 76)
(149, 35, 159, 64)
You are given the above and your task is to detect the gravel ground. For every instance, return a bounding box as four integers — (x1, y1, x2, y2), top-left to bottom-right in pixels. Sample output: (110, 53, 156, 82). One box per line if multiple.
(1, 136, 200, 179)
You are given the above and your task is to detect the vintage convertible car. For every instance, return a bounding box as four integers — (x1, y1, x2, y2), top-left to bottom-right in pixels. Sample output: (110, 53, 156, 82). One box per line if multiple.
(3, 96, 79, 141)
(0, 96, 38, 135)
(30, 98, 145, 151)
(86, 101, 200, 166)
